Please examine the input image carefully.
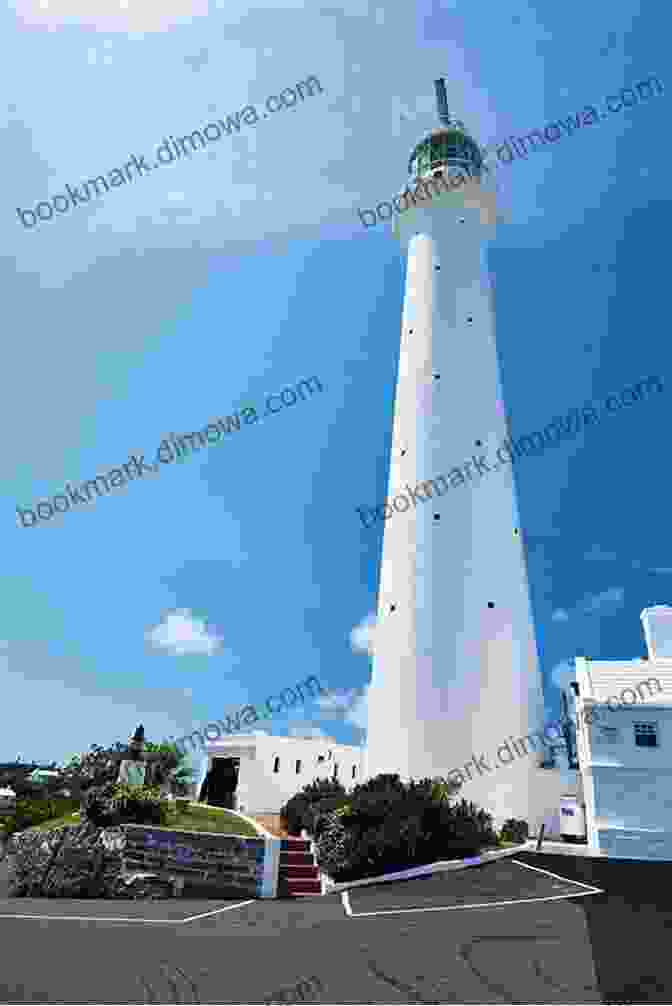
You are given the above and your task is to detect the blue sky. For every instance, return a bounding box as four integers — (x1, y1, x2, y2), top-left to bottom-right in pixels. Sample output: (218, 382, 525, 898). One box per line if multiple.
(2, 0, 671, 775)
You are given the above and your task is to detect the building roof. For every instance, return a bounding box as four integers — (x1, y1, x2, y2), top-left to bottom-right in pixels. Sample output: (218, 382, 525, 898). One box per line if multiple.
(575, 657, 672, 706)
(204, 733, 361, 753)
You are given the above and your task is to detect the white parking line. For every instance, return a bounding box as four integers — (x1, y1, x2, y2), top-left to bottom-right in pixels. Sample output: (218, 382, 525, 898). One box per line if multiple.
(0, 899, 256, 925)
(343, 888, 605, 918)
(341, 861, 605, 918)
(509, 859, 604, 893)
(180, 900, 256, 923)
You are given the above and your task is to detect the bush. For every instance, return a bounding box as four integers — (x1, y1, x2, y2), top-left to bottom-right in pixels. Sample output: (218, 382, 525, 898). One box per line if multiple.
(280, 778, 349, 836)
(0, 797, 81, 837)
(112, 783, 168, 825)
(312, 775, 496, 883)
(81, 782, 120, 828)
(79, 781, 169, 829)
(500, 818, 529, 844)
(60, 744, 125, 798)
(144, 742, 180, 788)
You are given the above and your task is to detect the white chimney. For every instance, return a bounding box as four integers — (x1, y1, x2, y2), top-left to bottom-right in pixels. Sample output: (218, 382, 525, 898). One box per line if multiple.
(640, 606, 672, 660)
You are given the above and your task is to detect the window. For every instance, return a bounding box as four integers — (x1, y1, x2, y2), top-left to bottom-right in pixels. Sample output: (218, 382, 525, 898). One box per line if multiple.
(272, 756, 280, 773)
(333, 763, 339, 779)
(634, 722, 659, 748)
(317, 755, 325, 763)
(352, 765, 357, 779)
(295, 759, 302, 774)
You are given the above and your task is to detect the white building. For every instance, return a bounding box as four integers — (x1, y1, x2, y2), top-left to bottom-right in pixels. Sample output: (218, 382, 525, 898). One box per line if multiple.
(364, 78, 549, 830)
(202, 733, 366, 815)
(28, 769, 61, 785)
(574, 606, 672, 859)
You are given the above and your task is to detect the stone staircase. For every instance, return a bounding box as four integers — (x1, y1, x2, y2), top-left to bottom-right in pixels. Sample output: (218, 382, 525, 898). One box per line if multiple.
(277, 837, 322, 897)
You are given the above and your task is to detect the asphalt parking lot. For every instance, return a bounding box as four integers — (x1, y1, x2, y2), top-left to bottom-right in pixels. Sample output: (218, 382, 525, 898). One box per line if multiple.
(0, 853, 671, 1003)
(343, 856, 602, 916)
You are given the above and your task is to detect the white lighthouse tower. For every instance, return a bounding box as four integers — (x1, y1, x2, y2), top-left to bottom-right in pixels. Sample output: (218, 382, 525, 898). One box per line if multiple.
(365, 80, 549, 830)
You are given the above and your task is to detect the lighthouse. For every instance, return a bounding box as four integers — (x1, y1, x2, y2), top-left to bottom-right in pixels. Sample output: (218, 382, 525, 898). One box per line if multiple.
(364, 79, 549, 829)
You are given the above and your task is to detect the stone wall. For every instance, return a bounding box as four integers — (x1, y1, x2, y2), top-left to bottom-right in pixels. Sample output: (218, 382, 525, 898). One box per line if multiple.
(7, 824, 277, 899)
(7, 822, 127, 898)
(122, 826, 267, 897)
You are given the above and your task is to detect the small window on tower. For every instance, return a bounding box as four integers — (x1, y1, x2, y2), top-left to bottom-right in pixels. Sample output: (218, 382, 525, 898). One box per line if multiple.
(272, 757, 280, 773)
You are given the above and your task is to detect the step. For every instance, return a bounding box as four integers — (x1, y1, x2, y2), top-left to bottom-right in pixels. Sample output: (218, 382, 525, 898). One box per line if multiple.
(278, 864, 319, 878)
(284, 880, 322, 894)
(280, 839, 312, 852)
(281, 873, 320, 885)
(279, 851, 315, 867)
(279, 882, 322, 896)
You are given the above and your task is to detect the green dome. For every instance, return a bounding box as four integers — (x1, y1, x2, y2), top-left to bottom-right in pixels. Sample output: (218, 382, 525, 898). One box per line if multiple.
(407, 126, 484, 181)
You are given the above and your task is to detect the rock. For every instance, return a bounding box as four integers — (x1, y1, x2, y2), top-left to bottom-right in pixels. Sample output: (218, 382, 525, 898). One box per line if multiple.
(7, 823, 135, 899)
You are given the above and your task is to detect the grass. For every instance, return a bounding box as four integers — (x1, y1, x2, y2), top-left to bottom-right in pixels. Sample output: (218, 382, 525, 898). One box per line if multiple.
(162, 803, 259, 837)
(5, 803, 260, 838)
(35, 811, 82, 831)
(0, 811, 82, 836)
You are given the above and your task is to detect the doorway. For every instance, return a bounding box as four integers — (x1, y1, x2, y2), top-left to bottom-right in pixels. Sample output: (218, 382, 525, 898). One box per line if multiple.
(208, 757, 240, 809)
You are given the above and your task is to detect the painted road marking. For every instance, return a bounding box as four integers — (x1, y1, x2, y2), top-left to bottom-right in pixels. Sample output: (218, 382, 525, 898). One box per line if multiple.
(342, 861, 604, 919)
(0, 899, 256, 925)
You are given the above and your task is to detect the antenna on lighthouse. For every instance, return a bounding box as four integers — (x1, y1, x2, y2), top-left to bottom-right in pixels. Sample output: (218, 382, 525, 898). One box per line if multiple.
(434, 78, 451, 127)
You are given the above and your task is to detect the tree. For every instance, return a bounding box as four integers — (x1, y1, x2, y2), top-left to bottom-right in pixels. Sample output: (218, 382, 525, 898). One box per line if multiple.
(169, 751, 199, 796)
(59, 743, 125, 797)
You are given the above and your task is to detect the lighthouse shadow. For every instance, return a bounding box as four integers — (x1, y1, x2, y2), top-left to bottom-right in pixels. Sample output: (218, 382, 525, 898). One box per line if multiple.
(514, 850, 672, 1002)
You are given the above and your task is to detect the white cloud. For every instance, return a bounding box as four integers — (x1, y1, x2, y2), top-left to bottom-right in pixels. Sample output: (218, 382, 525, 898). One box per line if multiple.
(316, 685, 368, 733)
(145, 608, 223, 656)
(552, 586, 625, 624)
(11, 0, 210, 33)
(580, 586, 624, 616)
(550, 659, 577, 694)
(317, 688, 358, 713)
(345, 687, 368, 732)
(584, 544, 619, 562)
(288, 726, 329, 739)
(350, 613, 377, 656)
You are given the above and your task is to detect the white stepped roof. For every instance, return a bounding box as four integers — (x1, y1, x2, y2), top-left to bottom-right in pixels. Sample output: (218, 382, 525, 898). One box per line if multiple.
(576, 657, 672, 706)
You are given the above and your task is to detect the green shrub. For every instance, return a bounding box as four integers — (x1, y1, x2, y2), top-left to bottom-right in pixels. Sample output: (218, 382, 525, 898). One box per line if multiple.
(500, 818, 529, 844)
(315, 775, 496, 882)
(144, 742, 181, 788)
(280, 778, 349, 835)
(111, 783, 169, 826)
(78, 781, 170, 828)
(0, 797, 82, 837)
(80, 782, 120, 828)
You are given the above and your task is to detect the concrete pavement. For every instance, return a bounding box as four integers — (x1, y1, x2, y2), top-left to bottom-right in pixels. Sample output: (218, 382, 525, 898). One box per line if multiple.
(0, 854, 670, 1002)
